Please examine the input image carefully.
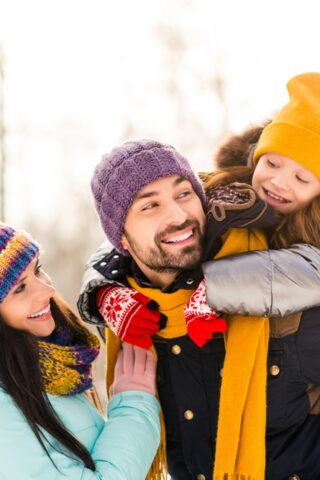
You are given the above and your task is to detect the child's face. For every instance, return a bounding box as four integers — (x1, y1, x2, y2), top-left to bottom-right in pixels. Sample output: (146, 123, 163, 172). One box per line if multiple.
(252, 153, 320, 214)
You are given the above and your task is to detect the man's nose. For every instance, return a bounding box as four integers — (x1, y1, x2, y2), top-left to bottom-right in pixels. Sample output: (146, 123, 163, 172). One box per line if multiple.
(165, 202, 188, 225)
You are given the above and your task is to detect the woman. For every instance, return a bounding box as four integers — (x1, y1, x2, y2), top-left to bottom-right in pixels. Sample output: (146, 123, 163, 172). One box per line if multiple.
(0, 222, 160, 479)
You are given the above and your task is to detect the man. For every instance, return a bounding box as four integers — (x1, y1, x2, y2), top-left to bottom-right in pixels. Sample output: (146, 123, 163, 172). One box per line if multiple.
(78, 139, 320, 480)
(78, 139, 273, 479)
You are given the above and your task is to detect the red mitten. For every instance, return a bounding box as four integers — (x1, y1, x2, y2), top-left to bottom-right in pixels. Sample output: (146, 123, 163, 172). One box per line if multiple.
(97, 285, 167, 349)
(110, 342, 156, 397)
(184, 279, 227, 348)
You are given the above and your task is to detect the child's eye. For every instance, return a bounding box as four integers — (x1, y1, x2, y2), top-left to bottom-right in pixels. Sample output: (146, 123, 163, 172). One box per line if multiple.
(266, 159, 276, 168)
(296, 176, 309, 184)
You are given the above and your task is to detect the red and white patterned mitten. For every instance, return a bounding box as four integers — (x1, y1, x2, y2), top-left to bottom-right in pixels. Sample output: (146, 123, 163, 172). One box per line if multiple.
(184, 279, 227, 348)
(97, 285, 167, 349)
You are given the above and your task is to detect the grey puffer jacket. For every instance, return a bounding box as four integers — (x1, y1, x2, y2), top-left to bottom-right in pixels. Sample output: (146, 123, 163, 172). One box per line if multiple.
(203, 243, 320, 317)
(78, 240, 320, 329)
(78, 239, 127, 326)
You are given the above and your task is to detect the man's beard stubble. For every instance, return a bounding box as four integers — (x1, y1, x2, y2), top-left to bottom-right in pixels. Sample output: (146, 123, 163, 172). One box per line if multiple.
(123, 219, 204, 274)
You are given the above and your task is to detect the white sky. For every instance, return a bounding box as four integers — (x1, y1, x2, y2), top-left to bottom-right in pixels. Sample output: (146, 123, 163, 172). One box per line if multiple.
(1, 0, 320, 225)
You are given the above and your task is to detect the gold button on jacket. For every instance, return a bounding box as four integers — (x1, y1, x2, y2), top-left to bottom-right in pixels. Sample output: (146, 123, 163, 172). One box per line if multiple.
(184, 410, 194, 420)
(171, 344, 181, 355)
(270, 365, 280, 376)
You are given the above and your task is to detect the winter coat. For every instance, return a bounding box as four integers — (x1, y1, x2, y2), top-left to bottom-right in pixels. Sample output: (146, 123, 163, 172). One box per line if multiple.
(78, 234, 320, 480)
(0, 387, 160, 480)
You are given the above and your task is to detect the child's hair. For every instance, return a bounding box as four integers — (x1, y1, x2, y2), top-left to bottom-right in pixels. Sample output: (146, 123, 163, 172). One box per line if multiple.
(270, 198, 320, 248)
(0, 293, 96, 471)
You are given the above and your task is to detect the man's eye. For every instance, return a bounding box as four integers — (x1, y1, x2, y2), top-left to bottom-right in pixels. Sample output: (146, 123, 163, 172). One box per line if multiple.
(142, 203, 157, 211)
(178, 190, 191, 198)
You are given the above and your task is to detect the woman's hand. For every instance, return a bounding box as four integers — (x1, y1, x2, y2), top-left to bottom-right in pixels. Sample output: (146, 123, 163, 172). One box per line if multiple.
(110, 342, 157, 397)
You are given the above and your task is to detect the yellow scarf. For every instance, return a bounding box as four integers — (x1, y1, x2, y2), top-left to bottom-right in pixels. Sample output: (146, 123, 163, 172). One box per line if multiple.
(213, 227, 269, 480)
(105, 226, 269, 480)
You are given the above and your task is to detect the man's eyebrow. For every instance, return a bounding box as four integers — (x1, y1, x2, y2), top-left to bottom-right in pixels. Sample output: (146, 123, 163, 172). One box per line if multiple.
(134, 190, 159, 201)
(133, 177, 187, 202)
(174, 176, 187, 186)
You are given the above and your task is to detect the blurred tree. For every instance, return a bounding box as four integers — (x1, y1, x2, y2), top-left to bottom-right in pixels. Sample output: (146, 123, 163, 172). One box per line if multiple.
(25, 186, 104, 308)
(154, 13, 231, 166)
(0, 47, 5, 220)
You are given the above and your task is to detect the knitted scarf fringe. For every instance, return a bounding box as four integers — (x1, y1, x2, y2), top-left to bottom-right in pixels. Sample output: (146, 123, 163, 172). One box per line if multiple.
(146, 403, 168, 479)
(214, 474, 258, 480)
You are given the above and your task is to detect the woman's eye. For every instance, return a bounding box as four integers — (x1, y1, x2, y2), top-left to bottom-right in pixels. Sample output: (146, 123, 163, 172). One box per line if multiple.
(14, 283, 26, 294)
(35, 263, 42, 275)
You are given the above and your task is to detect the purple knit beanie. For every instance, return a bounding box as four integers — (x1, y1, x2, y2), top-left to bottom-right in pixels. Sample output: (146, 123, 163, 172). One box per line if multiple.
(91, 139, 206, 254)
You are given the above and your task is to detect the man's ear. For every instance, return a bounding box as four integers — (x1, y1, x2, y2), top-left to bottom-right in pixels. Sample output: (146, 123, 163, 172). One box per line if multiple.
(120, 233, 129, 252)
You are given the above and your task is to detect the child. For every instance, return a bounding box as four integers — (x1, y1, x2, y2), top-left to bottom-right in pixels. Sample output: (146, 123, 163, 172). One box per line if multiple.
(197, 72, 320, 479)
(202, 72, 320, 313)
(0, 222, 160, 479)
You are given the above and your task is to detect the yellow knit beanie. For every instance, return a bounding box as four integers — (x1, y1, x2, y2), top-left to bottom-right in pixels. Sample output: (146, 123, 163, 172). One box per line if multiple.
(253, 72, 320, 179)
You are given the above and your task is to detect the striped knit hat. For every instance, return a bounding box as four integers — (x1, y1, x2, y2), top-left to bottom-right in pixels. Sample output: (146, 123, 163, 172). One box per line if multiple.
(0, 223, 40, 303)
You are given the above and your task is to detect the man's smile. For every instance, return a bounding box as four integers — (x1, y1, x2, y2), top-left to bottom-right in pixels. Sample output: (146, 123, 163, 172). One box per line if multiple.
(161, 228, 195, 246)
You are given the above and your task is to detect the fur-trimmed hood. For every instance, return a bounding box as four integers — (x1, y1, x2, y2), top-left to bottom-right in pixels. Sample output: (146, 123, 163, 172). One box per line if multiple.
(214, 122, 271, 169)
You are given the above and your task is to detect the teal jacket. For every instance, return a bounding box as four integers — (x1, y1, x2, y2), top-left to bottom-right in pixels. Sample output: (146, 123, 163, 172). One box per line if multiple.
(0, 388, 160, 479)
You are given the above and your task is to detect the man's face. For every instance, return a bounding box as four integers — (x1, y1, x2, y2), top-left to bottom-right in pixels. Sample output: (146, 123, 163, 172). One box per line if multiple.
(121, 176, 206, 283)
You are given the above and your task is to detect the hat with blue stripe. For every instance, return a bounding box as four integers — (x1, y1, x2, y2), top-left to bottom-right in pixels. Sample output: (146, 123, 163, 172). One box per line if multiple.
(0, 223, 40, 303)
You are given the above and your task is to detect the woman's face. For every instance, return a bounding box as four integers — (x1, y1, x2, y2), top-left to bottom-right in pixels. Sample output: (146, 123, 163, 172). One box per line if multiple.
(0, 258, 56, 337)
(252, 153, 320, 214)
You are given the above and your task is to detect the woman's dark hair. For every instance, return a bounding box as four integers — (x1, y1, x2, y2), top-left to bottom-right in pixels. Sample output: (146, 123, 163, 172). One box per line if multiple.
(0, 293, 95, 471)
